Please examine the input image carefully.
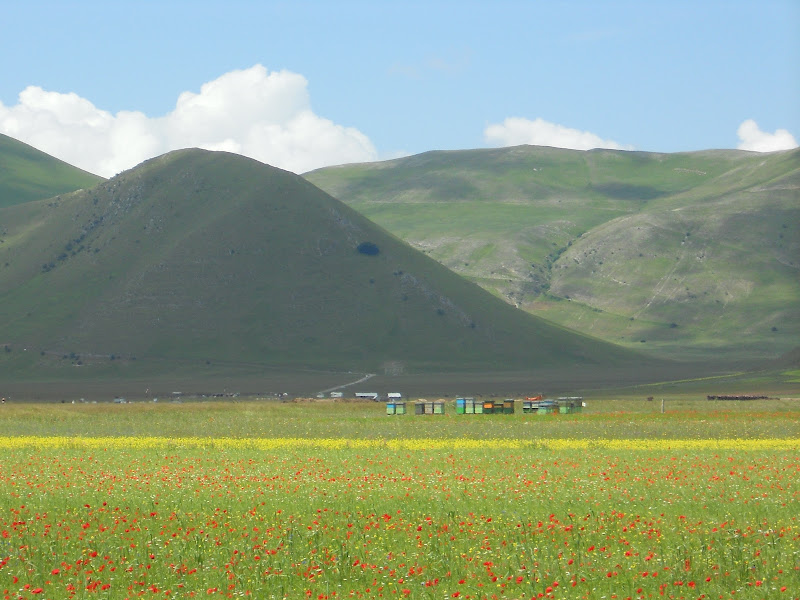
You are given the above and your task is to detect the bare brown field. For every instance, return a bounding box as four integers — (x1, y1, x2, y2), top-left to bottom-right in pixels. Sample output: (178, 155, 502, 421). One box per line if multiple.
(2, 360, 796, 405)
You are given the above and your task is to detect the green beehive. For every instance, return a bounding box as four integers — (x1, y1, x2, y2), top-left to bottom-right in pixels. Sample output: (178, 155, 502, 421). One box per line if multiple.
(557, 397, 584, 414)
(538, 401, 558, 415)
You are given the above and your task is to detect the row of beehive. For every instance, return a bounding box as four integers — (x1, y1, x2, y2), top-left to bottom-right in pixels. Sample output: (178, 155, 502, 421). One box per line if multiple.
(385, 401, 444, 415)
(522, 398, 584, 414)
(386, 398, 583, 415)
(456, 398, 515, 414)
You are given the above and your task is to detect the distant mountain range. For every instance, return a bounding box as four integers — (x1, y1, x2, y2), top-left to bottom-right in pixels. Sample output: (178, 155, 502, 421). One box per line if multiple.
(305, 145, 800, 362)
(0, 136, 651, 386)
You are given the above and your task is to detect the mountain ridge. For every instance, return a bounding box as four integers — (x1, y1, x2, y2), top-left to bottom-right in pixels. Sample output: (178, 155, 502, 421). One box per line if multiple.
(305, 145, 800, 361)
(0, 133, 103, 208)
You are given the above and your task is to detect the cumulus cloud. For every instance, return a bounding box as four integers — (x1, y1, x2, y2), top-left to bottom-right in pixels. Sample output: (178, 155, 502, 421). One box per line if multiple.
(0, 65, 378, 177)
(484, 117, 631, 151)
(736, 119, 798, 152)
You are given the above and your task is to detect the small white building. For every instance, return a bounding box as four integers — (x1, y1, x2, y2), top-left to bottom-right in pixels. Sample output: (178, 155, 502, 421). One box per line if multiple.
(355, 392, 380, 401)
(387, 392, 403, 401)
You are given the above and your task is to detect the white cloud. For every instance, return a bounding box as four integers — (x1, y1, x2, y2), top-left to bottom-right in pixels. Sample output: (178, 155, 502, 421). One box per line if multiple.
(0, 65, 378, 177)
(484, 117, 631, 151)
(736, 119, 798, 152)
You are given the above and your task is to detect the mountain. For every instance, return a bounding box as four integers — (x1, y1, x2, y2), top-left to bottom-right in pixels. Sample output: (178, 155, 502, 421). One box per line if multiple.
(0, 149, 654, 383)
(0, 133, 103, 208)
(305, 145, 800, 362)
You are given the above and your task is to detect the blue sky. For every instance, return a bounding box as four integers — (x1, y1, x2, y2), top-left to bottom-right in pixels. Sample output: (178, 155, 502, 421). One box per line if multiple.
(2, 0, 798, 176)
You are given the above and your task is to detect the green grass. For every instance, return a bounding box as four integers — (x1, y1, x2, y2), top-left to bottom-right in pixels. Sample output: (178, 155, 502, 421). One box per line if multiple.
(1, 396, 799, 439)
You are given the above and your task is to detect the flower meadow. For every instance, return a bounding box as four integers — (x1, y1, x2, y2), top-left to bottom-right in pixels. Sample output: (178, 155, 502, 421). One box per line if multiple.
(1, 409, 799, 599)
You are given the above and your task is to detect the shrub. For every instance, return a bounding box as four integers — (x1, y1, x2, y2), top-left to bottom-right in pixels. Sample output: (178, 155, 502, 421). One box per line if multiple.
(357, 242, 380, 256)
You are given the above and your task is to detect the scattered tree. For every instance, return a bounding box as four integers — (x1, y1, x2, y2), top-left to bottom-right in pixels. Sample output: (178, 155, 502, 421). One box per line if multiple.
(357, 242, 380, 256)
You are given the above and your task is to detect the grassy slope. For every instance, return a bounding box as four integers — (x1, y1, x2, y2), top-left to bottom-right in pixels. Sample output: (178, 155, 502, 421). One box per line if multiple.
(305, 146, 800, 361)
(0, 133, 103, 208)
(0, 149, 655, 384)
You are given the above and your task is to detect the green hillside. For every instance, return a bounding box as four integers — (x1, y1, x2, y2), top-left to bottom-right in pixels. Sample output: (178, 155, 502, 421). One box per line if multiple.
(0, 149, 656, 385)
(305, 146, 800, 362)
(0, 133, 103, 208)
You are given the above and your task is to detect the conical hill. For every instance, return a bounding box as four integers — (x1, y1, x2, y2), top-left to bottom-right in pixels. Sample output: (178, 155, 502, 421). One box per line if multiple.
(0, 149, 647, 377)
